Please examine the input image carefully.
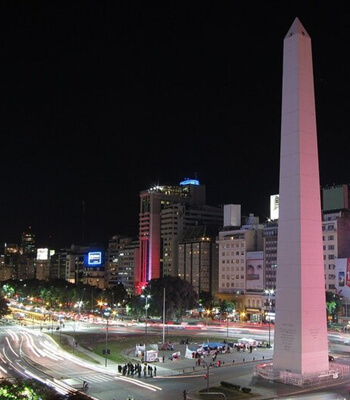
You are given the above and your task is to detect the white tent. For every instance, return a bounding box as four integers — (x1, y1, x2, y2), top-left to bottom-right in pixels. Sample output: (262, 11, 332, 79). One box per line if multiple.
(238, 338, 258, 347)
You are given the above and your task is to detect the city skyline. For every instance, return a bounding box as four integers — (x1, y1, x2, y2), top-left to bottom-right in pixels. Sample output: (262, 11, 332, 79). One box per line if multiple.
(1, 1, 350, 248)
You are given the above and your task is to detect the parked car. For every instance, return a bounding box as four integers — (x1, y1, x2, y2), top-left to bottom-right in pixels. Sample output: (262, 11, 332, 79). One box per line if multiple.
(328, 355, 335, 361)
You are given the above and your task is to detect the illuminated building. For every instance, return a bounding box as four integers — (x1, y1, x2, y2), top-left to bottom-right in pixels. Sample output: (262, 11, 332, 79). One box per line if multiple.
(105, 235, 139, 295)
(178, 225, 219, 296)
(136, 178, 223, 293)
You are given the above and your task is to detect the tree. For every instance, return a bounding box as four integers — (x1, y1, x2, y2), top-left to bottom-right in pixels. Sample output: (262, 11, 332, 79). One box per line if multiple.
(144, 276, 198, 321)
(326, 291, 342, 322)
(0, 378, 93, 399)
(219, 299, 236, 318)
(0, 295, 10, 319)
(198, 291, 214, 310)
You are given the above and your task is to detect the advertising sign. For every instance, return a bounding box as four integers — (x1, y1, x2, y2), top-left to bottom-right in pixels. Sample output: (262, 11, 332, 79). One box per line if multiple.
(86, 251, 102, 266)
(37, 248, 49, 260)
(270, 194, 279, 220)
(246, 251, 264, 291)
(347, 258, 350, 287)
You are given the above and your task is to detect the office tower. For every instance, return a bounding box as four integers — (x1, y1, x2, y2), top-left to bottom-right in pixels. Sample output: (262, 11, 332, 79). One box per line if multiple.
(273, 18, 329, 377)
(178, 225, 219, 296)
(136, 178, 222, 294)
(106, 235, 139, 296)
(21, 227, 36, 255)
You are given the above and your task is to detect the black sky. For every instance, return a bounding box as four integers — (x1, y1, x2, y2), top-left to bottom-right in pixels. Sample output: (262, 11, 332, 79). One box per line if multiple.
(1, 1, 350, 249)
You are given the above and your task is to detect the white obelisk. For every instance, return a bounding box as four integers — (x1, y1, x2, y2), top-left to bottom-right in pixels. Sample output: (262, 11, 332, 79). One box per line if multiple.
(273, 18, 329, 375)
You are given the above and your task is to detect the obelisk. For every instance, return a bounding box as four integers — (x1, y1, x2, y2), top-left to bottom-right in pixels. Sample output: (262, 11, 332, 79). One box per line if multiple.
(273, 18, 329, 375)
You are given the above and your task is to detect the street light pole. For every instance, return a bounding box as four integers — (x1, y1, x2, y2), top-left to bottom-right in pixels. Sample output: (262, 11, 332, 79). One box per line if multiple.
(141, 293, 151, 336)
(162, 287, 166, 344)
(105, 317, 109, 367)
(264, 289, 274, 348)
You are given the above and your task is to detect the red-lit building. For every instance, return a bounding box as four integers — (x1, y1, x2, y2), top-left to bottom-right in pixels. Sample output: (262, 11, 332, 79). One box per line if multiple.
(135, 179, 223, 294)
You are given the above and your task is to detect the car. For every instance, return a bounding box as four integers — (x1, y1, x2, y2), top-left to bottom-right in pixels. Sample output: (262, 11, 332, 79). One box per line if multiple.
(328, 355, 335, 361)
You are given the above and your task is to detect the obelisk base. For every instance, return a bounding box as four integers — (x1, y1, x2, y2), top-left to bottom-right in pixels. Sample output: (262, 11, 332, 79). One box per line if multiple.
(254, 362, 350, 387)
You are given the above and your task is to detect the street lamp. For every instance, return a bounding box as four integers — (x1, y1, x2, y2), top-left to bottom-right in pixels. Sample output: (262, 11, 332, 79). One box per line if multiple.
(141, 294, 151, 335)
(104, 317, 109, 367)
(264, 289, 274, 348)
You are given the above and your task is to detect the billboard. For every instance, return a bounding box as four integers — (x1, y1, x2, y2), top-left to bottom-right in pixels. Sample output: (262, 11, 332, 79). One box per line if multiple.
(37, 248, 49, 261)
(335, 258, 350, 301)
(246, 251, 264, 291)
(85, 251, 102, 267)
(270, 194, 279, 220)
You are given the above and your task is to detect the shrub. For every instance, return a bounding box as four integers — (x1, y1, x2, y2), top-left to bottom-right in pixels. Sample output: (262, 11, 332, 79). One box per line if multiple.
(220, 381, 241, 390)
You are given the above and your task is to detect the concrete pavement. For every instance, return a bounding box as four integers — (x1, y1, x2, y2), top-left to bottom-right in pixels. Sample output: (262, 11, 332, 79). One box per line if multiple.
(62, 334, 284, 399)
(55, 333, 349, 400)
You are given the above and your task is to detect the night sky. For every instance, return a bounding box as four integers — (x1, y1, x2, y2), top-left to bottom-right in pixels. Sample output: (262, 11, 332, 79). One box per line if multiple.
(1, 1, 350, 249)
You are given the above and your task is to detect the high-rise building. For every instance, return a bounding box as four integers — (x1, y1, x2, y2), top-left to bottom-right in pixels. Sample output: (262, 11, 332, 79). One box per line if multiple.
(105, 235, 139, 296)
(178, 225, 219, 296)
(136, 178, 222, 294)
(21, 227, 36, 255)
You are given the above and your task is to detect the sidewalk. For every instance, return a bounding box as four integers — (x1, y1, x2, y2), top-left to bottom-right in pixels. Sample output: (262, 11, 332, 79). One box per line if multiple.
(62, 334, 279, 398)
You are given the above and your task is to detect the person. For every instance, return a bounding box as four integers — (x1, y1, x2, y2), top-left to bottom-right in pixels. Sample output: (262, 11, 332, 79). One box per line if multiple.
(83, 381, 88, 390)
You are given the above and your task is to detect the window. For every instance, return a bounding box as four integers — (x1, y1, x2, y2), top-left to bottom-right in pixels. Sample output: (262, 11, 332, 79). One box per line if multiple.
(328, 245, 334, 250)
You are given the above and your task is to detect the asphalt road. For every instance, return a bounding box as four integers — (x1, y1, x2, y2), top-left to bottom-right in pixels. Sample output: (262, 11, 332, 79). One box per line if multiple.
(2, 321, 350, 400)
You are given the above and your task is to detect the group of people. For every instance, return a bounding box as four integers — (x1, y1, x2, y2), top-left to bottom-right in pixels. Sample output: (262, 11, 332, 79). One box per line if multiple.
(234, 343, 254, 353)
(118, 362, 157, 378)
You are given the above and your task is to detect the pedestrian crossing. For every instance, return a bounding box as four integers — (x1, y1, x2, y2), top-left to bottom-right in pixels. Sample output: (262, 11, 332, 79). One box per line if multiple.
(70, 372, 115, 385)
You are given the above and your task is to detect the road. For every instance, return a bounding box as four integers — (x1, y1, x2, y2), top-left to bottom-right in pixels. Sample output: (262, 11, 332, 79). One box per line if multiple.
(2, 320, 350, 400)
